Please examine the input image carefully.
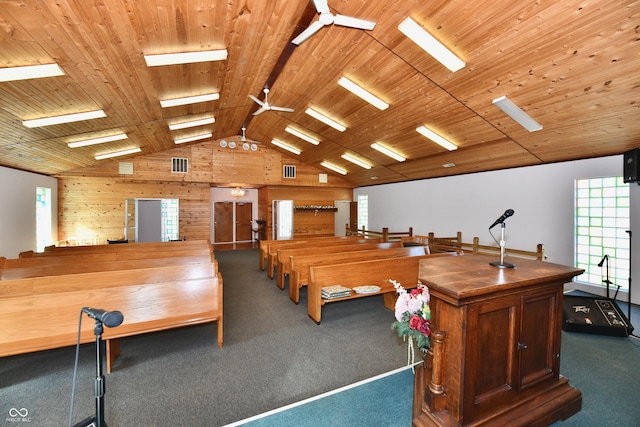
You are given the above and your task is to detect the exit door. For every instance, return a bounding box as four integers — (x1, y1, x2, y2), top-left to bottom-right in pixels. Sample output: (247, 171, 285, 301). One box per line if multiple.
(235, 202, 253, 242)
(214, 201, 253, 243)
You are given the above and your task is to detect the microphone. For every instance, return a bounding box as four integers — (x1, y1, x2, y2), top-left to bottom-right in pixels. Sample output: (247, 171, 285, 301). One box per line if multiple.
(82, 307, 124, 328)
(597, 255, 608, 267)
(489, 209, 514, 229)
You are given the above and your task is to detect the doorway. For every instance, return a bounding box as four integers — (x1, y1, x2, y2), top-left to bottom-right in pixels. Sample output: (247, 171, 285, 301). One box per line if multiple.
(214, 201, 253, 243)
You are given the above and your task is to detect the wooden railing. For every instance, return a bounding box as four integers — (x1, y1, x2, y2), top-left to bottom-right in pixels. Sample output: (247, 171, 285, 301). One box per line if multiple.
(345, 225, 413, 242)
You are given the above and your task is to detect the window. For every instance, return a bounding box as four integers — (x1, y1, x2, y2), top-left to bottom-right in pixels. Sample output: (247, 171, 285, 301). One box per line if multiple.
(36, 187, 53, 251)
(575, 177, 630, 290)
(161, 199, 179, 241)
(357, 194, 368, 230)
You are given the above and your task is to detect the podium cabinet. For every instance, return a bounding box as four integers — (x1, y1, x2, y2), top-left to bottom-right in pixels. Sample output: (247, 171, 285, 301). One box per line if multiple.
(413, 255, 583, 426)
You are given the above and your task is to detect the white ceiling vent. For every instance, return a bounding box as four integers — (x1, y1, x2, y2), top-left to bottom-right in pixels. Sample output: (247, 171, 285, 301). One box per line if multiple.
(118, 162, 133, 175)
(283, 165, 296, 179)
(172, 157, 189, 173)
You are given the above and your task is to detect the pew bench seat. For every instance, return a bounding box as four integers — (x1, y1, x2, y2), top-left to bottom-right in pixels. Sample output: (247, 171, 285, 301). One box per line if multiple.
(0, 265, 223, 373)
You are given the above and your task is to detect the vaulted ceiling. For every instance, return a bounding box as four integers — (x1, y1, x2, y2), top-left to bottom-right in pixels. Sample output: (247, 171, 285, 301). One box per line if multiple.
(0, 0, 638, 187)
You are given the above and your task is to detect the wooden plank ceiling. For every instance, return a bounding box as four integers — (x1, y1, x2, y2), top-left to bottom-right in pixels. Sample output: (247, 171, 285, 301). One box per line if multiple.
(0, 0, 638, 187)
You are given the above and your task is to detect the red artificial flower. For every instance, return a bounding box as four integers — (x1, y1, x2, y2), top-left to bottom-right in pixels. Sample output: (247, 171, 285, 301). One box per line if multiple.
(418, 319, 431, 337)
(410, 288, 423, 296)
(409, 314, 422, 330)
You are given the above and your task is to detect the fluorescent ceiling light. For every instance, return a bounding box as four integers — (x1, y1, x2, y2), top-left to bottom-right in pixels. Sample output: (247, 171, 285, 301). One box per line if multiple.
(321, 162, 347, 175)
(492, 96, 543, 132)
(305, 108, 347, 132)
(68, 133, 128, 148)
(398, 17, 465, 72)
(338, 77, 389, 110)
(22, 110, 106, 128)
(285, 126, 320, 145)
(341, 153, 371, 169)
(271, 139, 301, 155)
(174, 132, 212, 144)
(95, 147, 141, 160)
(0, 63, 65, 82)
(168, 116, 215, 130)
(416, 126, 458, 151)
(371, 142, 406, 162)
(160, 93, 219, 108)
(144, 49, 228, 66)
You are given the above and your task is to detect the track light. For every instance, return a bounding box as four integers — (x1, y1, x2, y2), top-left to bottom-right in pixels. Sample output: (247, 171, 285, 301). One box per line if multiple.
(22, 110, 106, 128)
(398, 17, 465, 72)
(337, 77, 389, 110)
(68, 133, 128, 148)
(371, 143, 405, 162)
(321, 162, 347, 175)
(341, 153, 371, 169)
(168, 116, 215, 130)
(285, 126, 320, 145)
(305, 108, 347, 132)
(160, 93, 219, 108)
(174, 132, 212, 144)
(95, 147, 141, 160)
(271, 139, 301, 155)
(416, 126, 458, 151)
(492, 96, 543, 132)
(144, 49, 228, 67)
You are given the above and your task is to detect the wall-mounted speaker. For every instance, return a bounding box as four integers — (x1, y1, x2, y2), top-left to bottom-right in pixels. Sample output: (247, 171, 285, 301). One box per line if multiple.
(623, 148, 640, 183)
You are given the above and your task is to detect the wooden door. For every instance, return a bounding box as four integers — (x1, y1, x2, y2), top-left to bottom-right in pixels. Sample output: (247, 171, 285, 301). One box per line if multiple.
(214, 202, 233, 243)
(235, 202, 252, 242)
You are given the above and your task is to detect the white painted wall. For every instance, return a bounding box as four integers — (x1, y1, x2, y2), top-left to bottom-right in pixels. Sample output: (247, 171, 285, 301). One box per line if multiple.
(355, 155, 640, 305)
(0, 166, 58, 258)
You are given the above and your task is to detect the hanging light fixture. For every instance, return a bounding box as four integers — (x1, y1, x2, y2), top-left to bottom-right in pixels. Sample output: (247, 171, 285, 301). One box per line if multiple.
(231, 188, 246, 197)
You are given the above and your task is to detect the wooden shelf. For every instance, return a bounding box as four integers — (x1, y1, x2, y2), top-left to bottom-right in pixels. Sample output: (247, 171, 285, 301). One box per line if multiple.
(294, 206, 337, 212)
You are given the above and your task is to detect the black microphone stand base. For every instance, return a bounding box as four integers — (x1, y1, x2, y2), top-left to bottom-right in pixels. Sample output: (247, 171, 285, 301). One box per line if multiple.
(73, 416, 98, 427)
(490, 261, 515, 269)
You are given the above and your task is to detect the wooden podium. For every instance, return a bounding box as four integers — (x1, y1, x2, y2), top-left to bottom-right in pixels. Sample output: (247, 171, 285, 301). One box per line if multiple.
(413, 255, 583, 426)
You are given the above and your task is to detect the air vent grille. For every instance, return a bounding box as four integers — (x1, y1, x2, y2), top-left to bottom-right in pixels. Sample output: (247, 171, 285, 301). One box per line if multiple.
(172, 157, 189, 173)
(283, 165, 296, 179)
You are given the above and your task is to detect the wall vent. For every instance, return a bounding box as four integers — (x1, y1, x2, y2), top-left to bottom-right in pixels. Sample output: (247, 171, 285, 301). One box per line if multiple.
(118, 162, 134, 175)
(283, 165, 296, 179)
(171, 157, 189, 173)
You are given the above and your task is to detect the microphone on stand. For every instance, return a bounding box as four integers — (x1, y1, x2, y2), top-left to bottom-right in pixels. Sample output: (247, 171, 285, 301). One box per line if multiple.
(489, 209, 515, 229)
(82, 307, 124, 328)
(597, 255, 608, 267)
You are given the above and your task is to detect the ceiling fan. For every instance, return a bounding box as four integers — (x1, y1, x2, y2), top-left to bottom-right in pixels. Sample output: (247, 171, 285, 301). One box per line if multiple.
(249, 88, 294, 116)
(291, 0, 376, 45)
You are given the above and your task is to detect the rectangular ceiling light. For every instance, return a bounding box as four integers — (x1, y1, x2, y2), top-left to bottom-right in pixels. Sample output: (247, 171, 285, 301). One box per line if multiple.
(22, 110, 106, 128)
(337, 77, 389, 110)
(285, 126, 320, 145)
(174, 132, 212, 144)
(0, 63, 65, 82)
(321, 162, 347, 175)
(305, 108, 347, 132)
(371, 142, 406, 162)
(95, 147, 141, 160)
(160, 93, 219, 108)
(416, 126, 458, 151)
(144, 49, 228, 67)
(271, 139, 301, 155)
(398, 17, 465, 72)
(68, 133, 128, 148)
(492, 96, 543, 132)
(168, 116, 215, 130)
(341, 153, 371, 169)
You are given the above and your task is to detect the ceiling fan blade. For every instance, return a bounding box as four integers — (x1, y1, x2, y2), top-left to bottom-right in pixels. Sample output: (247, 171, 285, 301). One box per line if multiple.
(253, 107, 267, 116)
(249, 94, 265, 107)
(270, 106, 295, 113)
(292, 20, 325, 45)
(333, 14, 376, 30)
(312, 0, 330, 14)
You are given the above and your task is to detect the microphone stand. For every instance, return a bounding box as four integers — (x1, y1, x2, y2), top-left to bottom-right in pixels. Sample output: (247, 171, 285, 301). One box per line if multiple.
(74, 320, 107, 427)
(490, 222, 514, 269)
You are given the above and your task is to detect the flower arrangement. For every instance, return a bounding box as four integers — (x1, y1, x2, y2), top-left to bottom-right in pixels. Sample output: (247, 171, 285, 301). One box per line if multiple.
(391, 280, 432, 356)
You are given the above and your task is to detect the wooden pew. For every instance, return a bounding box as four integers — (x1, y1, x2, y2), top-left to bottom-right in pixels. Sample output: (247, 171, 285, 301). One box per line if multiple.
(0, 263, 222, 373)
(265, 237, 378, 279)
(289, 245, 429, 304)
(307, 252, 458, 323)
(0, 254, 217, 280)
(21, 239, 212, 257)
(275, 241, 403, 289)
(258, 235, 363, 271)
(428, 233, 544, 261)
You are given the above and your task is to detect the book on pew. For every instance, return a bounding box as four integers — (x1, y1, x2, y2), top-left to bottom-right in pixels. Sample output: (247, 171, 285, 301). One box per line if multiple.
(322, 285, 352, 300)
